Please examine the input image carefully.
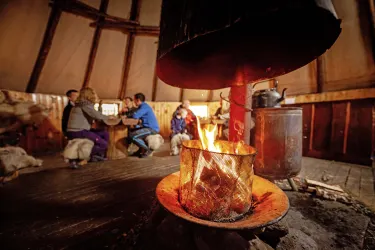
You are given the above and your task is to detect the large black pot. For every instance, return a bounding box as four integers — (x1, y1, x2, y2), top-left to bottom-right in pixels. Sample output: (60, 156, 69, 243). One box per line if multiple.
(157, 0, 341, 90)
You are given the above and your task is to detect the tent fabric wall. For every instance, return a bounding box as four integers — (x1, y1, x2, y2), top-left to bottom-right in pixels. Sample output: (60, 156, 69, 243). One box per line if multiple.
(0, 0, 375, 101)
(36, 13, 94, 95)
(107, 0, 132, 19)
(183, 90, 210, 102)
(80, 0, 101, 9)
(276, 62, 318, 96)
(154, 78, 181, 102)
(126, 36, 158, 101)
(89, 30, 128, 99)
(0, 0, 49, 92)
(322, 0, 375, 92)
(138, 0, 162, 26)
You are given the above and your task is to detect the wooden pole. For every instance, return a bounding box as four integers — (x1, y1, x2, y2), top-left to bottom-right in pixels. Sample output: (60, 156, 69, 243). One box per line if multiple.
(82, 0, 109, 88)
(179, 89, 184, 102)
(316, 56, 325, 93)
(343, 101, 351, 154)
(151, 65, 158, 101)
(207, 90, 214, 102)
(118, 0, 142, 99)
(243, 84, 253, 144)
(26, 4, 62, 93)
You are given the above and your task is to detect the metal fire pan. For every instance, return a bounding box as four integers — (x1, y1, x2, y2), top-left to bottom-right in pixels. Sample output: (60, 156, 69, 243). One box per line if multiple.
(156, 171, 289, 230)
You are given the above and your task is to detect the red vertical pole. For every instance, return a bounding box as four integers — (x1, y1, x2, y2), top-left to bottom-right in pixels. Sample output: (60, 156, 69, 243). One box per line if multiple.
(229, 84, 253, 144)
(229, 85, 247, 142)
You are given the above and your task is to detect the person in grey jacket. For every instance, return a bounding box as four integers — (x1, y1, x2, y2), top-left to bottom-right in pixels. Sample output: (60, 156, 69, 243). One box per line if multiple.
(66, 87, 110, 165)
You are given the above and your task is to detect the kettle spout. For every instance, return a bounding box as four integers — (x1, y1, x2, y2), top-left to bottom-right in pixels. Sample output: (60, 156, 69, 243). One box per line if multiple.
(277, 88, 287, 103)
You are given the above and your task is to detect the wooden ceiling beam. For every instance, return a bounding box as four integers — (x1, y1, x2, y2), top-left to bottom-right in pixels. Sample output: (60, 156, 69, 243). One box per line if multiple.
(26, 2, 62, 93)
(82, 0, 109, 88)
(118, 0, 143, 100)
(52, 0, 139, 25)
(89, 21, 159, 36)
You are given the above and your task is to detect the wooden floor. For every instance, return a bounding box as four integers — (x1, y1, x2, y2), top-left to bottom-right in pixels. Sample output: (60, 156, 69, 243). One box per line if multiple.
(0, 144, 180, 250)
(0, 143, 374, 249)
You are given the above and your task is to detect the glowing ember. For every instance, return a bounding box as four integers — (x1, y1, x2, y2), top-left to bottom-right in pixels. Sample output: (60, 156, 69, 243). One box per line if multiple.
(179, 119, 257, 222)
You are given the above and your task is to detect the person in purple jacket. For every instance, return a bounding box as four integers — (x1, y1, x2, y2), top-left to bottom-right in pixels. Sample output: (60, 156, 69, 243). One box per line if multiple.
(170, 108, 190, 139)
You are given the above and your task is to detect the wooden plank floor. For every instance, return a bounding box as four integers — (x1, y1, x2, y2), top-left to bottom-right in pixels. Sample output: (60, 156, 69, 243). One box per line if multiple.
(0, 143, 373, 249)
(0, 151, 179, 250)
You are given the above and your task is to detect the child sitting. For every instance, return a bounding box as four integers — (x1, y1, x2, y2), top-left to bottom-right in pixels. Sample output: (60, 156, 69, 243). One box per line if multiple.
(170, 108, 191, 156)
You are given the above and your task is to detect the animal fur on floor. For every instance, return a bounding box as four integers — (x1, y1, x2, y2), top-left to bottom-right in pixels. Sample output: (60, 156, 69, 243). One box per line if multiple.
(0, 146, 42, 182)
(170, 133, 190, 156)
(128, 134, 165, 155)
(63, 139, 94, 162)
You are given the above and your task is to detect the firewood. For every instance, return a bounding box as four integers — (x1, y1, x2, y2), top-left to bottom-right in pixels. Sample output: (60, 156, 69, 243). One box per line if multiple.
(306, 186, 317, 193)
(305, 179, 344, 193)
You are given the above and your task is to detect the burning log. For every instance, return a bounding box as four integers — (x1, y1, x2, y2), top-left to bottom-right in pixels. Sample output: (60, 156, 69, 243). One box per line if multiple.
(179, 121, 257, 222)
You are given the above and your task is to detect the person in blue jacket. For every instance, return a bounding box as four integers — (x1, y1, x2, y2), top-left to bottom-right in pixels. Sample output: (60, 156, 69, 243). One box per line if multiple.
(128, 93, 160, 158)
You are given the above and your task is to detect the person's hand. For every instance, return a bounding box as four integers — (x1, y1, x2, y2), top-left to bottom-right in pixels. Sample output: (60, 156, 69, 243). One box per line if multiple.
(212, 115, 218, 119)
(122, 107, 129, 112)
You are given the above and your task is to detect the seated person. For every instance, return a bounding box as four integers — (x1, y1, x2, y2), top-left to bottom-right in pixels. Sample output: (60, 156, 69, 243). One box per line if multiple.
(66, 87, 112, 165)
(127, 93, 160, 158)
(120, 96, 137, 117)
(174, 99, 198, 139)
(62, 89, 78, 137)
(170, 108, 191, 155)
(171, 108, 190, 138)
(213, 99, 230, 140)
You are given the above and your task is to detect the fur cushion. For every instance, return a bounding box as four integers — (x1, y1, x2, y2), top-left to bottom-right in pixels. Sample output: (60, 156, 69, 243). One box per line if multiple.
(170, 133, 190, 156)
(13, 102, 50, 125)
(0, 103, 15, 118)
(145, 134, 164, 151)
(0, 146, 42, 176)
(129, 134, 164, 153)
(63, 139, 94, 161)
(0, 90, 5, 104)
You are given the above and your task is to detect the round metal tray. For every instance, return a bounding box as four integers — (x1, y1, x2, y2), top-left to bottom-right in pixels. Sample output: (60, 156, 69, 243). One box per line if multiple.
(156, 171, 289, 230)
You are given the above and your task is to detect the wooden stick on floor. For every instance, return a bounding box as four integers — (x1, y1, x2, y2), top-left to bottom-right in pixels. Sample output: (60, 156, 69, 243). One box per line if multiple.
(288, 178, 299, 191)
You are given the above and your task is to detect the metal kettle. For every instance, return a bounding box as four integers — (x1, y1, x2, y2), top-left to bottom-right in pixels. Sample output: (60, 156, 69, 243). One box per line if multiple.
(252, 80, 287, 108)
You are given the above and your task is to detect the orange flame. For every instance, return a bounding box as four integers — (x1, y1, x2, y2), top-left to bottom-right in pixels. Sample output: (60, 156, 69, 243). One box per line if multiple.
(196, 118, 245, 154)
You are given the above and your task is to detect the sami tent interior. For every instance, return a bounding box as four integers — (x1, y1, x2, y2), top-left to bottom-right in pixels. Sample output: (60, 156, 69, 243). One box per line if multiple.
(0, 0, 374, 249)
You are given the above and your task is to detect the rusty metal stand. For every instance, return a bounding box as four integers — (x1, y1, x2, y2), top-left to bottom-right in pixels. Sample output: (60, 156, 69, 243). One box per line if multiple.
(287, 178, 299, 191)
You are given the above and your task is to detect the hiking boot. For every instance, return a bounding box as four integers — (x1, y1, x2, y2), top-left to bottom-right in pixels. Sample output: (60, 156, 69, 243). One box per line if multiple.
(69, 160, 79, 169)
(139, 150, 153, 158)
(91, 154, 108, 162)
(130, 148, 143, 157)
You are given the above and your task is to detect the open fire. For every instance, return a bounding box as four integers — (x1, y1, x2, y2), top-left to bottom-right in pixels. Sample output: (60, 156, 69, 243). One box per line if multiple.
(179, 120, 257, 222)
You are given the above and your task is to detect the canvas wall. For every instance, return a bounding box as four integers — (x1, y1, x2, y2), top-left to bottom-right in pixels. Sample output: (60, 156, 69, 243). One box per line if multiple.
(0, 0, 374, 100)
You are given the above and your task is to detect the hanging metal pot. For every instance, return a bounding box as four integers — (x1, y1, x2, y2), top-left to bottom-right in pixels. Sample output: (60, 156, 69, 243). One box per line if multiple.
(156, 0, 341, 90)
